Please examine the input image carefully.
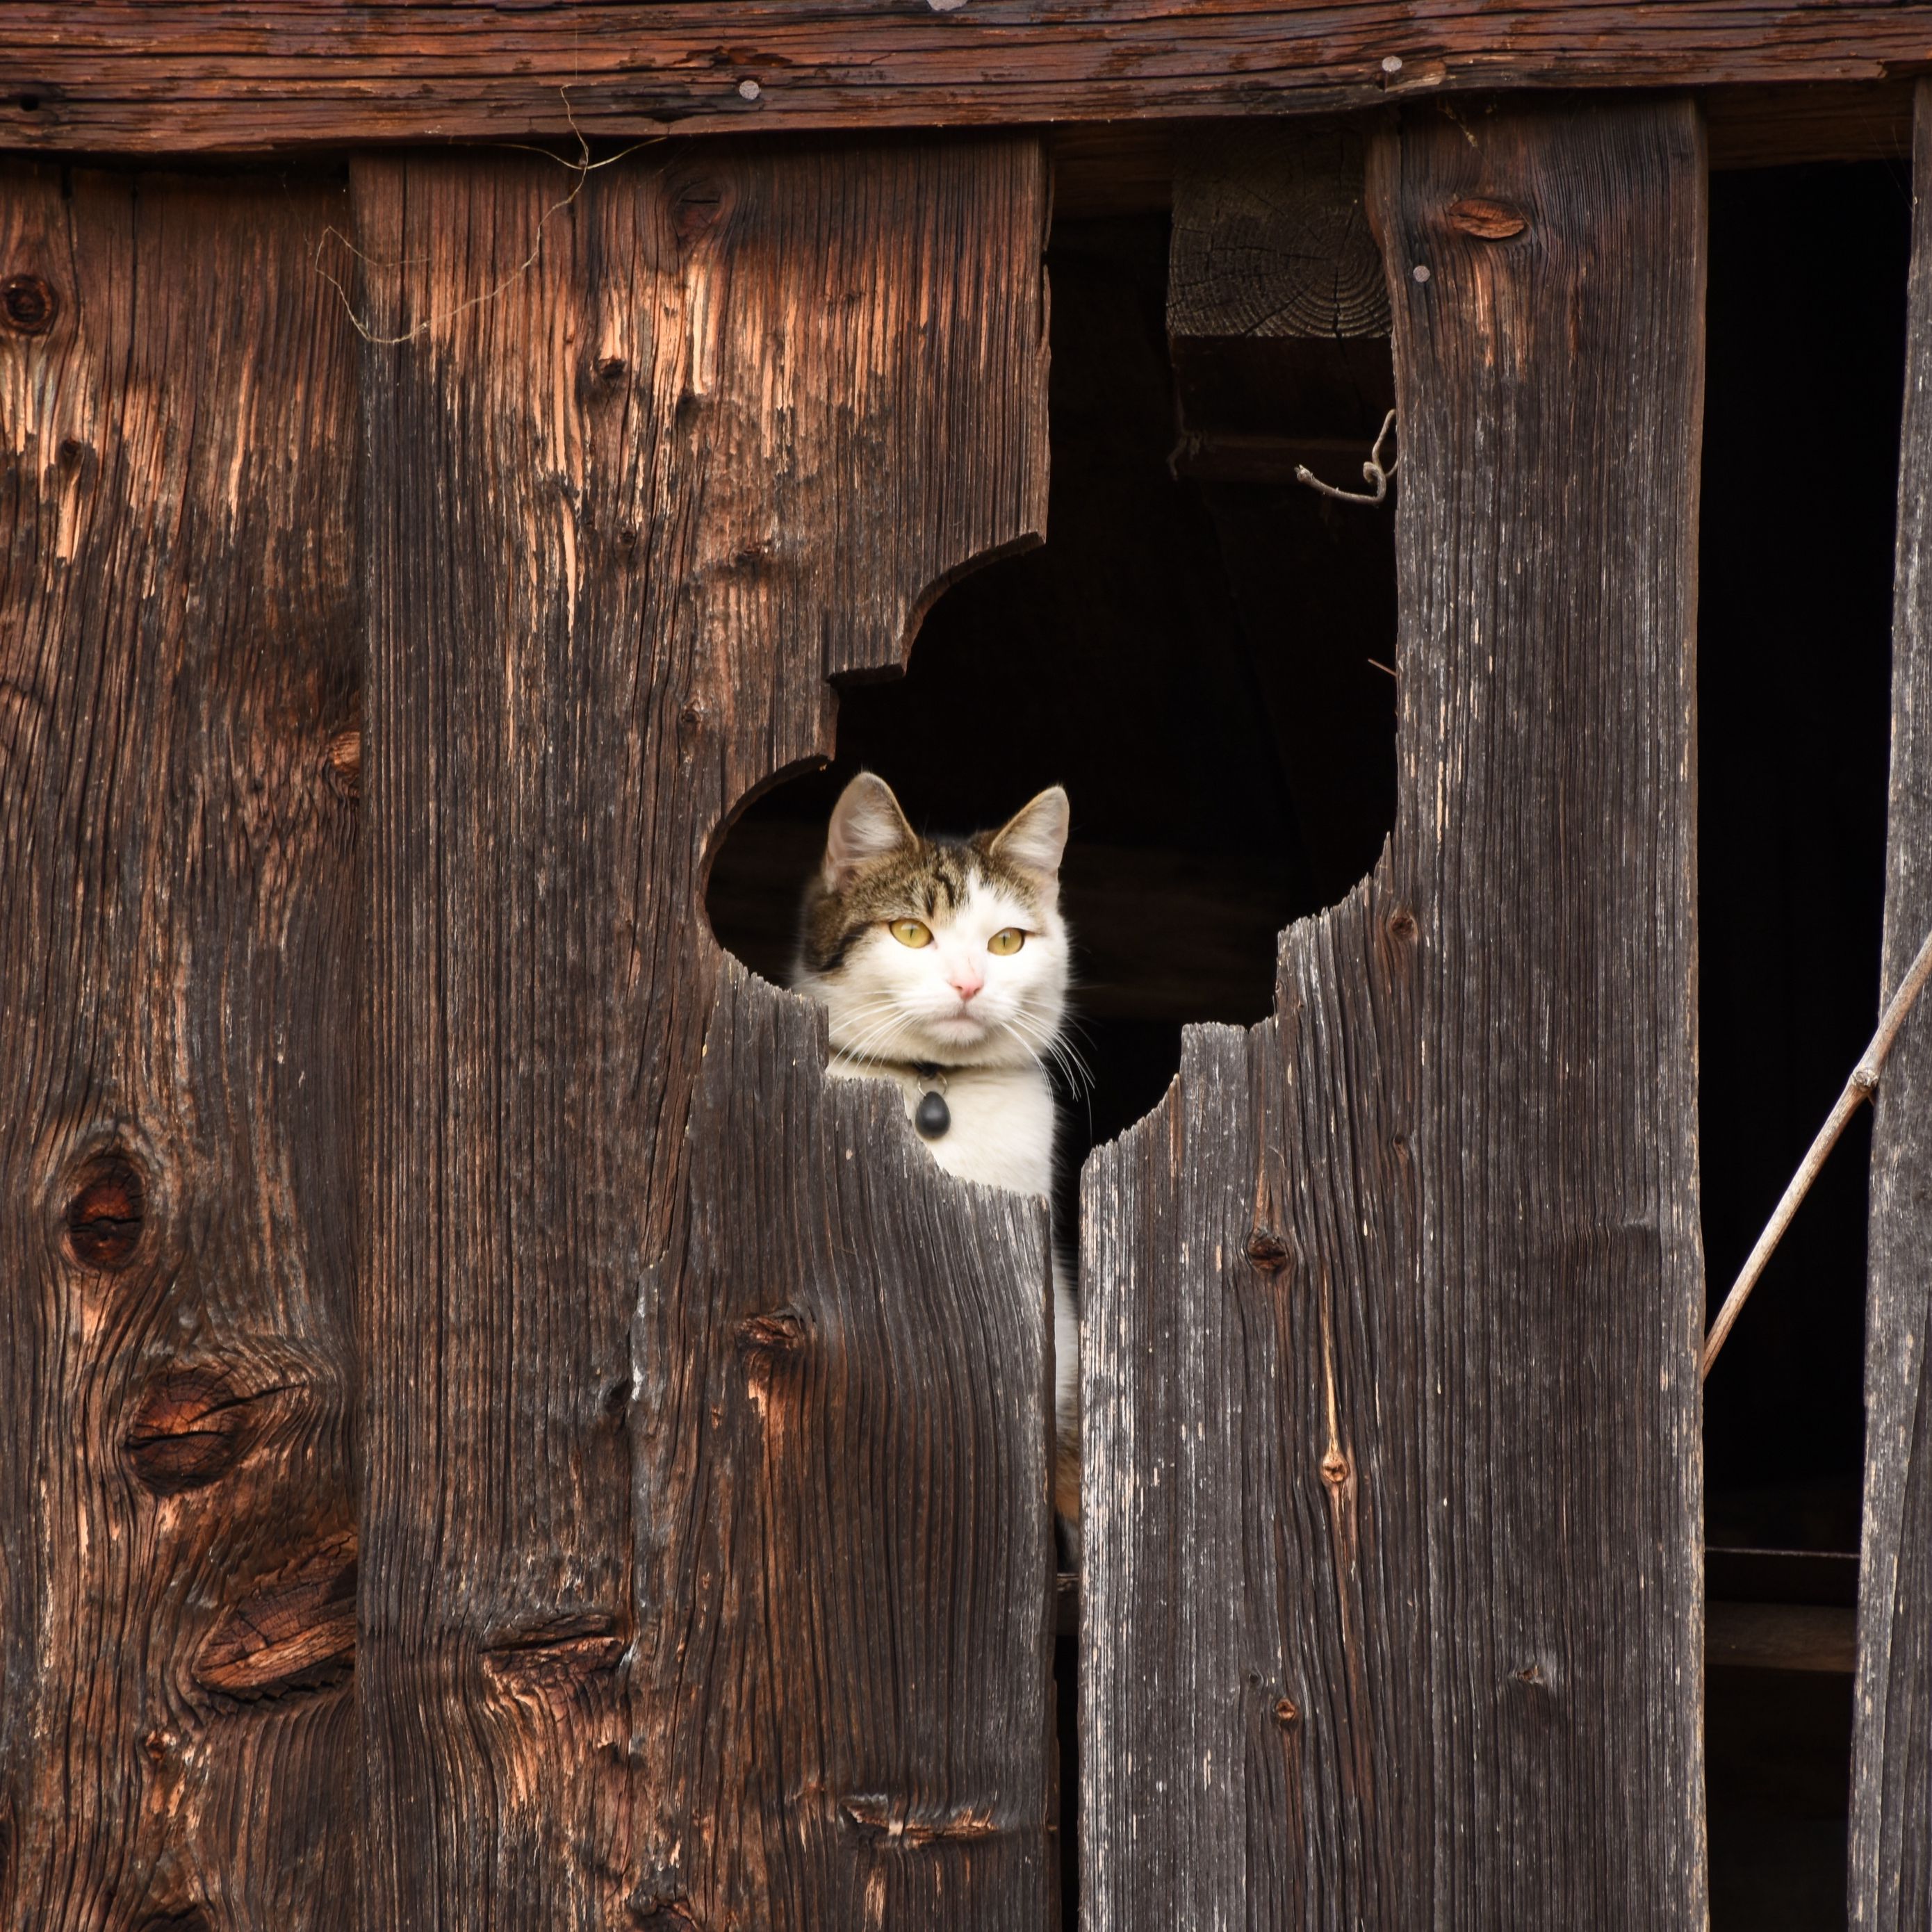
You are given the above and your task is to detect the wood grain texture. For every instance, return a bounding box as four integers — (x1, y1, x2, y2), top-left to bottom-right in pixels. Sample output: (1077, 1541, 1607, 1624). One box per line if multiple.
(0, 167, 361, 1925)
(1170, 122, 1390, 341)
(1851, 73, 1932, 1932)
(2, 4, 1929, 154)
(1082, 97, 1706, 1928)
(356, 137, 1052, 1928)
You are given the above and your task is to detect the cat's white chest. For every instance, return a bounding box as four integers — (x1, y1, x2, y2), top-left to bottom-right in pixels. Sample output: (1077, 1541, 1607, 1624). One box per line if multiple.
(828, 1056, 1056, 1197)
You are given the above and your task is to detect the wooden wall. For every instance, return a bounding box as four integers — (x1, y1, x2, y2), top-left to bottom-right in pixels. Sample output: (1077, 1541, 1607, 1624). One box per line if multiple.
(0, 138, 1056, 1928)
(9, 88, 1931, 1932)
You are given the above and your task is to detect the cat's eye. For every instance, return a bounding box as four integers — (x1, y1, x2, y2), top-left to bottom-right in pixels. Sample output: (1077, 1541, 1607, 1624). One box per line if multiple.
(890, 918, 933, 948)
(988, 928, 1026, 956)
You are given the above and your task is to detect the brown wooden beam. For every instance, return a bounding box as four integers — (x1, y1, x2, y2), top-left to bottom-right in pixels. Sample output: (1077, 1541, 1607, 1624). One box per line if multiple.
(2, 3, 1929, 155)
(1708, 1603, 1857, 1676)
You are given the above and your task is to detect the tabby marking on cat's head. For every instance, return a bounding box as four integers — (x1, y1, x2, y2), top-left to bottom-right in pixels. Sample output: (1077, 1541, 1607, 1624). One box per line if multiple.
(792, 773, 1071, 1072)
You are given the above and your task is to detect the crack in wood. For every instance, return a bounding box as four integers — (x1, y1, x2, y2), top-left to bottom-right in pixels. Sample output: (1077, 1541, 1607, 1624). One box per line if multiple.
(837, 1795, 1002, 1847)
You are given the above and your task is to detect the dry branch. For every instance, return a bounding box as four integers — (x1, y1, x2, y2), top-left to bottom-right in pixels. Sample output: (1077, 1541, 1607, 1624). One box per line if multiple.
(1701, 922, 1932, 1378)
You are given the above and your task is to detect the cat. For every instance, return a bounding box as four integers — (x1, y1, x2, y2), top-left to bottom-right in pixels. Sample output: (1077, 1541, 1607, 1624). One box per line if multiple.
(792, 771, 1081, 1550)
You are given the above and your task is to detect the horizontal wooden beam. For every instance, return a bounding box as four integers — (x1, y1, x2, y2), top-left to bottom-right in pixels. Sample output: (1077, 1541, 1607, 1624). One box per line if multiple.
(2, 3, 1929, 155)
(1707, 1602, 1857, 1675)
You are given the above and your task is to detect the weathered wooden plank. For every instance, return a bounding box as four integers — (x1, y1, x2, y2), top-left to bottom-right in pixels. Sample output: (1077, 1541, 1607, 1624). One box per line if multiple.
(1851, 73, 1932, 1932)
(1083, 97, 1705, 1927)
(356, 137, 1051, 1926)
(0, 167, 360, 1924)
(1, 4, 1928, 155)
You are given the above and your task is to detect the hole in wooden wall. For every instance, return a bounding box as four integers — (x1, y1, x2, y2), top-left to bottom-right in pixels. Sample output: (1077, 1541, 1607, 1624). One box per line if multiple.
(707, 210, 1399, 1232)
(1698, 155, 1910, 1932)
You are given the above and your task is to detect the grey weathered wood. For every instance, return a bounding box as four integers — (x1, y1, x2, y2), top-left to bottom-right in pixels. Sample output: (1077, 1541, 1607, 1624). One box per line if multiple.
(356, 138, 1053, 1926)
(1170, 123, 1390, 341)
(0, 167, 360, 1924)
(1083, 97, 1707, 1928)
(1851, 73, 1932, 1932)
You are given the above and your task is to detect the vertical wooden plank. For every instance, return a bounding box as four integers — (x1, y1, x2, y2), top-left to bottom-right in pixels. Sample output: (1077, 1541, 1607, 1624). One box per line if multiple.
(1083, 98, 1707, 1928)
(0, 170, 360, 1925)
(1852, 74, 1932, 1932)
(355, 138, 1051, 1927)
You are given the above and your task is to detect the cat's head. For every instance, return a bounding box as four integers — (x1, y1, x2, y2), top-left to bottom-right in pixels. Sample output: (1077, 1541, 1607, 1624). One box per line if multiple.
(794, 773, 1071, 1071)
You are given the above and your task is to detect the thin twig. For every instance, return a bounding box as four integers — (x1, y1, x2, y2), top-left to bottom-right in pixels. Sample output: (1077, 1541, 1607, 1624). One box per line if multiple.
(1701, 920, 1932, 1379)
(313, 89, 662, 345)
(1295, 410, 1398, 505)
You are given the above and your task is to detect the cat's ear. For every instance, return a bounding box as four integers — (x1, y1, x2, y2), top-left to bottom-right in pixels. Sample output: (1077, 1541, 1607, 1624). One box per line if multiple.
(989, 786, 1070, 892)
(824, 772, 917, 890)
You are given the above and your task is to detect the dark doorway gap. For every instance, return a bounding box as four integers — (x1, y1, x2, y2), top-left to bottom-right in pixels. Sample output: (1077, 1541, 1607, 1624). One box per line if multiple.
(1698, 158, 1911, 1931)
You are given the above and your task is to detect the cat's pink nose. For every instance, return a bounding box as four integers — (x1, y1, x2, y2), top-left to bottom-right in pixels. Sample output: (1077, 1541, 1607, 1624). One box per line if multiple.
(949, 973, 983, 1001)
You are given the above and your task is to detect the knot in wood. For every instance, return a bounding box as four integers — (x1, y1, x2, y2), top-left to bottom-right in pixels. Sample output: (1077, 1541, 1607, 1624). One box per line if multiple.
(1245, 1228, 1293, 1273)
(1, 273, 56, 335)
(1446, 197, 1528, 240)
(123, 1367, 259, 1493)
(63, 1149, 147, 1270)
(1319, 1450, 1351, 1488)
(323, 726, 361, 797)
(671, 179, 727, 243)
(1274, 1696, 1301, 1726)
(193, 1531, 357, 1700)
(737, 1307, 808, 1357)
(482, 1616, 626, 1701)
(1386, 906, 1419, 944)
(594, 354, 628, 382)
(630, 1899, 703, 1931)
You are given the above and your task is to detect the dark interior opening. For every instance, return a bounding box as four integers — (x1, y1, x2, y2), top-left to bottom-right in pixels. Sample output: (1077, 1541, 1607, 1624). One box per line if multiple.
(707, 213, 1399, 1247)
(1699, 158, 1910, 1931)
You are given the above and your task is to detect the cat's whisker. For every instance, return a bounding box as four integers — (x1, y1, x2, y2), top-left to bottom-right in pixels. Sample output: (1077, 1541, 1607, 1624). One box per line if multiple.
(1006, 1008, 1093, 1097)
(833, 1007, 917, 1065)
(825, 1000, 917, 1063)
